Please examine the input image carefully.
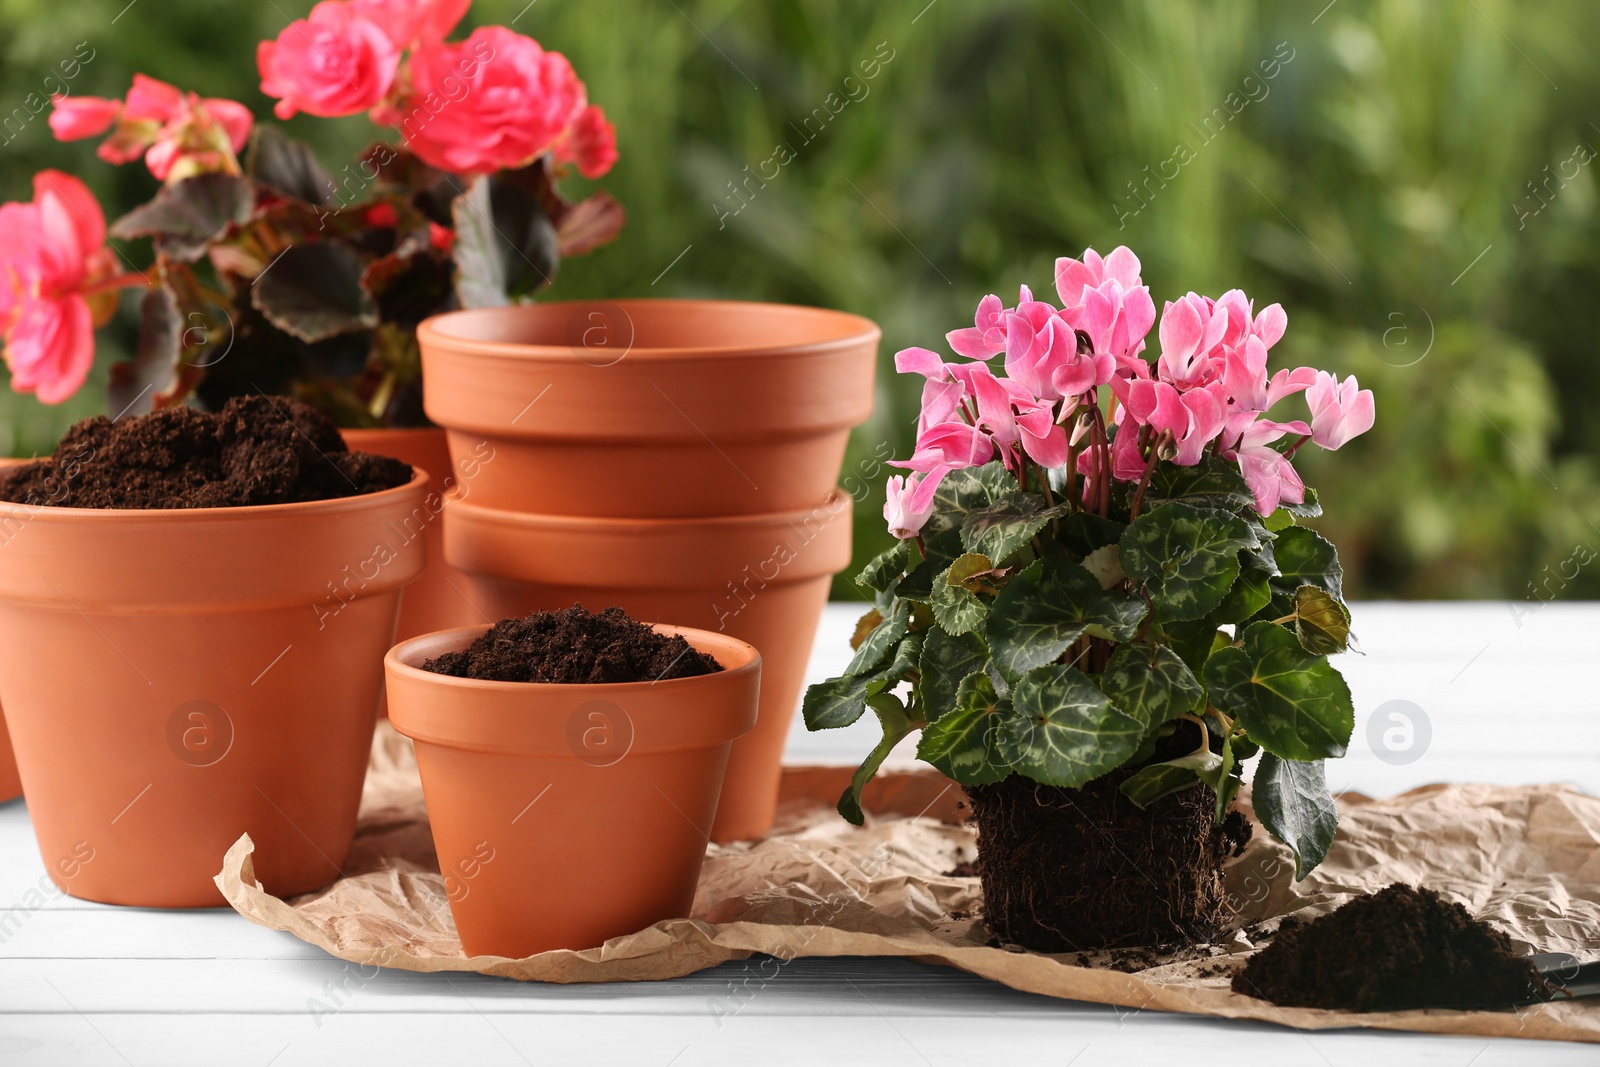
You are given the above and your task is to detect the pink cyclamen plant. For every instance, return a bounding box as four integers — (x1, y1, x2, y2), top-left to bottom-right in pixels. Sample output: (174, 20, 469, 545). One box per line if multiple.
(883, 245, 1374, 537)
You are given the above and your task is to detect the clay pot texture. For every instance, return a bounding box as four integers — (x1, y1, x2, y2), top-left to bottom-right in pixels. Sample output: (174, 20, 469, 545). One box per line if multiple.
(442, 490, 852, 843)
(385, 624, 760, 958)
(341, 428, 485, 642)
(0, 471, 430, 907)
(417, 299, 879, 518)
(0, 458, 21, 803)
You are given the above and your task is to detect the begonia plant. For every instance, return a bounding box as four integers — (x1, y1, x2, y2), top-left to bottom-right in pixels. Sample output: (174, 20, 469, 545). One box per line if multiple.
(1, 0, 621, 426)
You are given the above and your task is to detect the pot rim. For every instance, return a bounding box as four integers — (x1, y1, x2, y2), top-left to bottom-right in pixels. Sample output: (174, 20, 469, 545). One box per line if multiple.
(386, 622, 760, 694)
(444, 486, 852, 536)
(385, 622, 763, 756)
(418, 298, 881, 363)
(0, 467, 431, 523)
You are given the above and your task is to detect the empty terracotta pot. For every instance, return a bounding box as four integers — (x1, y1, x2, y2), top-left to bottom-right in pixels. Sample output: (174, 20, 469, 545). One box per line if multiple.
(417, 300, 879, 518)
(341, 428, 485, 642)
(442, 490, 853, 842)
(0, 471, 429, 907)
(385, 623, 760, 958)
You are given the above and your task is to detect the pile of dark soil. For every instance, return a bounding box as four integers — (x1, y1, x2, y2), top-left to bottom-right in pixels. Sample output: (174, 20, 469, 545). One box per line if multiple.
(966, 770, 1252, 953)
(0, 396, 411, 509)
(1233, 883, 1545, 1011)
(422, 605, 724, 684)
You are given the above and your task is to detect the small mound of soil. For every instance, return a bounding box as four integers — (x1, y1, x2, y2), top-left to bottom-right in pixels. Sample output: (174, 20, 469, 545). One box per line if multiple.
(1233, 884, 1544, 1011)
(0, 396, 411, 509)
(422, 605, 724, 684)
(966, 770, 1251, 953)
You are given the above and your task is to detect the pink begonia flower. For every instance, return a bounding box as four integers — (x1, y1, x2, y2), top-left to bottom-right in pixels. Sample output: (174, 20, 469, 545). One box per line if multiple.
(389, 27, 587, 175)
(50, 75, 253, 181)
(946, 292, 1009, 359)
(1230, 418, 1312, 516)
(258, 1, 400, 120)
(884, 471, 944, 540)
(1055, 245, 1156, 365)
(0, 172, 120, 404)
(1155, 292, 1230, 388)
(553, 104, 619, 180)
(1305, 371, 1375, 450)
(350, 0, 470, 47)
(1124, 379, 1226, 467)
(47, 96, 121, 141)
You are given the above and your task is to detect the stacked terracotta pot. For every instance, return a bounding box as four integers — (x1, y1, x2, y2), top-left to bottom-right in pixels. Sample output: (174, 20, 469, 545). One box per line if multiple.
(416, 300, 878, 842)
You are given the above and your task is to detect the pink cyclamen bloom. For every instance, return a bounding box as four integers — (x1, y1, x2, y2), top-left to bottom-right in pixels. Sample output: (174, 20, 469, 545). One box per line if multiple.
(350, 0, 470, 47)
(1055, 245, 1156, 365)
(1123, 379, 1226, 467)
(553, 104, 619, 179)
(947, 361, 1068, 469)
(258, 1, 400, 120)
(884, 471, 945, 540)
(946, 292, 1009, 359)
(0, 172, 119, 404)
(1305, 371, 1375, 451)
(895, 346, 967, 434)
(1231, 418, 1312, 516)
(895, 420, 995, 475)
(391, 27, 587, 175)
(1155, 292, 1230, 388)
(1212, 288, 1287, 351)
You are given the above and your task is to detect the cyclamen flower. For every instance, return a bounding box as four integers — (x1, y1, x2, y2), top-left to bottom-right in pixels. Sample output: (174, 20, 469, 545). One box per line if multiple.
(1003, 297, 1113, 404)
(945, 293, 1008, 359)
(388, 27, 587, 175)
(884, 472, 942, 540)
(1054, 245, 1156, 365)
(1306, 372, 1375, 451)
(258, 1, 400, 120)
(1230, 418, 1312, 516)
(350, 0, 470, 48)
(49, 75, 253, 181)
(1123, 379, 1226, 467)
(0, 172, 121, 404)
(1155, 292, 1231, 387)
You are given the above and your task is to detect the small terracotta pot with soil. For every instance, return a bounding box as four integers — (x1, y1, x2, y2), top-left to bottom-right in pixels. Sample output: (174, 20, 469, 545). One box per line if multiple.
(0, 397, 428, 907)
(417, 299, 878, 518)
(966, 770, 1251, 952)
(385, 606, 760, 958)
(442, 490, 851, 842)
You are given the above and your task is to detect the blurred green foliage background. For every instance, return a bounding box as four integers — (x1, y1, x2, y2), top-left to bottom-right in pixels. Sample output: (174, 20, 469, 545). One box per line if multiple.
(1, 0, 1597, 601)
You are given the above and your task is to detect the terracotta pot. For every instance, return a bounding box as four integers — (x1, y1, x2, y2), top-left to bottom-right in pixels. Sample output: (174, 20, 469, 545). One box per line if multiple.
(341, 428, 484, 642)
(0, 472, 430, 907)
(385, 623, 760, 958)
(0, 458, 22, 803)
(443, 490, 853, 842)
(417, 299, 879, 518)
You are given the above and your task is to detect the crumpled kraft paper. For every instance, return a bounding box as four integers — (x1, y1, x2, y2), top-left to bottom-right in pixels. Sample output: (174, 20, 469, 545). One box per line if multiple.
(216, 724, 1600, 1044)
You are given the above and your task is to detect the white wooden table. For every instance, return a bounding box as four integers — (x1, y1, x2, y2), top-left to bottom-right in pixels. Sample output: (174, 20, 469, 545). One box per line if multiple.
(2, 602, 1595, 1066)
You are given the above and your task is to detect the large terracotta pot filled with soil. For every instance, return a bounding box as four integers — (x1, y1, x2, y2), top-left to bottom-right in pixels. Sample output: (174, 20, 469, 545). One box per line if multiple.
(341, 427, 486, 642)
(442, 490, 852, 842)
(965, 770, 1252, 951)
(385, 608, 760, 958)
(0, 398, 427, 907)
(417, 300, 878, 518)
(0, 458, 23, 802)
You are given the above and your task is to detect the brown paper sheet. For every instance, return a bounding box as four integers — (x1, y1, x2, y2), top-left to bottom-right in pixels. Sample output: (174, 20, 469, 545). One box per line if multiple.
(216, 724, 1600, 1044)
